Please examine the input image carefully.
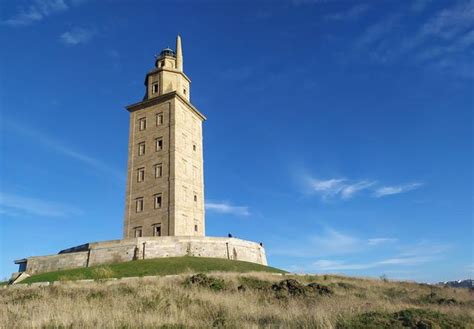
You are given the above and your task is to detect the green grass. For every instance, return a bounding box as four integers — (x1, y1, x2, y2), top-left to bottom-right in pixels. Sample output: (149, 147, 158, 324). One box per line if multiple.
(21, 257, 286, 284)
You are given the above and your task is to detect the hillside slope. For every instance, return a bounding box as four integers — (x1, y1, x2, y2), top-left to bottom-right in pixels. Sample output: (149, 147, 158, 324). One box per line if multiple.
(20, 256, 285, 284)
(2, 267, 473, 328)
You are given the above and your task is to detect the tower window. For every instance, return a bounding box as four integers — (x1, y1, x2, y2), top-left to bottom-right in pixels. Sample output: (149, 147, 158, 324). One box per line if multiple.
(160, 61, 165, 67)
(139, 117, 146, 131)
(183, 88, 187, 95)
(155, 137, 163, 151)
(153, 224, 162, 236)
(194, 225, 198, 232)
(138, 142, 145, 156)
(137, 167, 145, 182)
(156, 113, 163, 126)
(193, 144, 196, 151)
(154, 194, 162, 209)
(154, 163, 163, 178)
(134, 227, 143, 237)
(135, 198, 144, 213)
(194, 194, 197, 202)
(152, 83, 159, 94)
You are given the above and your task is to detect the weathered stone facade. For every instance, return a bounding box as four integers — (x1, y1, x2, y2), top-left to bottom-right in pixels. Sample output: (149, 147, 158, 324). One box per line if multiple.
(123, 36, 206, 238)
(17, 237, 267, 275)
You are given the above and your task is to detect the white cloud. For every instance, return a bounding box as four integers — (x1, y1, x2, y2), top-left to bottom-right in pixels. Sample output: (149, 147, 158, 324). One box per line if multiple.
(60, 27, 96, 45)
(205, 201, 250, 216)
(307, 177, 377, 200)
(340, 180, 376, 199)
(305, 174, 422, 201)
(0, 192, 81, 218)
(4, 120, 123, 181)
(2, 0, 84, 27)
(374, 183, 423, 198)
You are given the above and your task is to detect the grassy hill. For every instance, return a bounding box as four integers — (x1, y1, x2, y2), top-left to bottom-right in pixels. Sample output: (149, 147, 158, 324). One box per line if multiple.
(20, 256, 285, 284)
(2, 257, 473, 328)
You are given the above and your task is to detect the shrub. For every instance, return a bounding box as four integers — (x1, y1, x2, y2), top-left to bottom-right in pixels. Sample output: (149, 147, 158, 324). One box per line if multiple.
(307, 283, 333, 296)
(183, 273, 226, 291)
(272, 279, 307, 297)
(337, 308, 466, 329)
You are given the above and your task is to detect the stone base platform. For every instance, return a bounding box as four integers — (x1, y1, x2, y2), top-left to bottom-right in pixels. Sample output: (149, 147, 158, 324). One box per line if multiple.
(14, 236, 267, 277)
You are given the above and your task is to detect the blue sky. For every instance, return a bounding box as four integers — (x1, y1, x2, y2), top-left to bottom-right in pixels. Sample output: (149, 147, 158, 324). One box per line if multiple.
(0, 0, 472, 282)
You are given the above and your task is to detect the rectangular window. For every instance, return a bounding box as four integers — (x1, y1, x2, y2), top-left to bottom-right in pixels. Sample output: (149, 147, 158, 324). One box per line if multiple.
(153, 224, 161, 237)
(155, 138, 163, 151)
(182, 186, 188, 202)
(182, 158, 188, 175)
(139, 117, 146, 131)
(194, 224, 198, 232)
(156, 113, 163, 126)
(154, 194, 162, 209)
(193, 144, 196, 151)
(137, 167, 145, 182)
(152, 82, 159, 94)
(134, 227, 143, 237)
(154, 163, 163, 178)
(194, 194, 197, 202)
(138, 142, 145, 156)
(183, 88, 187, 95)
(135, 198, 144, 213)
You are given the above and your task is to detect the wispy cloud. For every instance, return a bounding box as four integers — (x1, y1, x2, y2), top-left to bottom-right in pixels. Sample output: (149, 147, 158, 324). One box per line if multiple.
(352, 1, 474, 79)
(308, 178, 376, 200)
(421, 0, 474, 39)
(411, 0, 433, 13)
(305, 174, 421, 201)
(354, 13, 401, 50)
(368, 238, 398, 246)
(0, 192, 81, 218)
(205, 201, 250, 216)
(374, 183, 423, 198)
(2, 0, 85, 27)
(281, 232, 449, 276)
(272, 228, 397, 257)
(4, 120, 123, 181)
(60, 27, 96, 45)
(312, 255, 437, 271)
(325, 4, 370, 21)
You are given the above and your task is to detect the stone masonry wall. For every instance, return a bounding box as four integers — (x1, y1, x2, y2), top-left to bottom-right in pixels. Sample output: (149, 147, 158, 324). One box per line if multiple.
(20, 237, 267, 276)
(25, 252, 89, 275)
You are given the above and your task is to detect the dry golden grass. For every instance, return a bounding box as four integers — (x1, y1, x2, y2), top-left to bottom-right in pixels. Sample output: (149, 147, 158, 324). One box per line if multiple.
(1, 272, 473, 328)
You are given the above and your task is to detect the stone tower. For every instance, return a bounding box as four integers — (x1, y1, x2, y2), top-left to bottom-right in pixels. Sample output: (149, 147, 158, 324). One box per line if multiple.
(123, 36, 206, 238)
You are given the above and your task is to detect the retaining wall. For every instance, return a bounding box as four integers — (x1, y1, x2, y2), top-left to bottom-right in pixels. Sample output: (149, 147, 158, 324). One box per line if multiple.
(19, 236, 267, 275)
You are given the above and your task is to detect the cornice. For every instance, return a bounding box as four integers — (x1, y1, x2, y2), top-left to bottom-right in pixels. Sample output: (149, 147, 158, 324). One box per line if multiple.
(125, 91, 206, 121)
